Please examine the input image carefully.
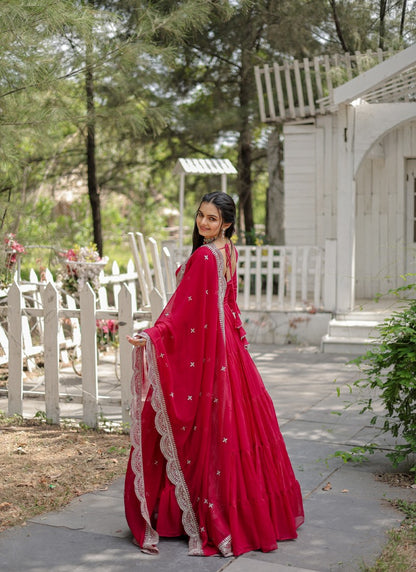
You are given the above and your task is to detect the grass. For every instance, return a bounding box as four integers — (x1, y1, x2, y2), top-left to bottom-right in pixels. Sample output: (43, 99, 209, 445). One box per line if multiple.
(362, 498, 416, 572)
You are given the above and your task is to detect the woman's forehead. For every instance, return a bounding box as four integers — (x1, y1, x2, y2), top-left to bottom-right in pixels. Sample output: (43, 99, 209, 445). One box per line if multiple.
(199, 202, 220, 217)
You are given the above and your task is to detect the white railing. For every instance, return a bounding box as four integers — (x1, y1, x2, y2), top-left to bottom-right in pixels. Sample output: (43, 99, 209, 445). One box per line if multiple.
(0, 239, 333, 425)
(236, 245, 324, 311)
(254, 49, 394, 122)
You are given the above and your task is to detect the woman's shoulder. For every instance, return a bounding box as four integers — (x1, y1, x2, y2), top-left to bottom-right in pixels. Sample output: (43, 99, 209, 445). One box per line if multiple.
(190, 244, 218, 262)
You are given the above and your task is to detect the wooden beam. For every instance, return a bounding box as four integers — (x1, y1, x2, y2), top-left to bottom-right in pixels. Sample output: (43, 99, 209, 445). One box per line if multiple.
(273, 62, 286, 119)
(304, 57, 315, 116)
(314, 56, 324, 113)
(263, 63, 277, 120)
(254, 66, 267, 122)
(284, 61, 296, 119)
(293, 59, 305, 117)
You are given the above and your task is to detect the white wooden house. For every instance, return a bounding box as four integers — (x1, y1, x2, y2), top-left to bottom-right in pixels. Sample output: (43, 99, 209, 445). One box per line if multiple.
(255, 44, 416, 351)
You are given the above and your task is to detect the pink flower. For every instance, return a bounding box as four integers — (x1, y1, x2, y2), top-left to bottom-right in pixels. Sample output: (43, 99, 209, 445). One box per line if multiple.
(107, 320, 118, 333)
(3, 233, 25, 270)
(62, 249, 77, 262)
(4, 233, 25, 254)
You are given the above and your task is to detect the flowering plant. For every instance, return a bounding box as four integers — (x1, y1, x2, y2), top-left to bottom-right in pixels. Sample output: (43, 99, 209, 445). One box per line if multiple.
(59, 243, 108, 295)
(0, 233, 26, 290)
(96, 319, 119, 351)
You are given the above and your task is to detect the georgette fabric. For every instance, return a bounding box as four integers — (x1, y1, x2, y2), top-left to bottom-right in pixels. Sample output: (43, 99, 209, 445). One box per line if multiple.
(124, 243, 304, 556)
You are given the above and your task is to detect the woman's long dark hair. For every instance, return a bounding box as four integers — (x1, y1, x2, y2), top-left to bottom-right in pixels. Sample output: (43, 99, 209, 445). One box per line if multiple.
(192, 191, 236, 253)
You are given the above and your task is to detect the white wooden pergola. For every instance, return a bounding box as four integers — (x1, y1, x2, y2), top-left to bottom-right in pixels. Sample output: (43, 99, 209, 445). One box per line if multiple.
(172, 158, 237, 251)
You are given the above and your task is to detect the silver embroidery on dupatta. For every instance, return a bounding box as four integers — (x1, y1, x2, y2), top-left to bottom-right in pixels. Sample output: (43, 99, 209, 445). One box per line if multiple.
(130, 336, 203, 555)
(129, 340, 159, 554)
(148, 340, 204, 555)
(206, 244, 226, 341)
(218, 534, 234, 557)
(130, 246, 227, 557)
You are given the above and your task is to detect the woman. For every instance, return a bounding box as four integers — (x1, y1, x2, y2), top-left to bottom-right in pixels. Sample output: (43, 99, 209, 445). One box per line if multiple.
(124, 192, 304, 557)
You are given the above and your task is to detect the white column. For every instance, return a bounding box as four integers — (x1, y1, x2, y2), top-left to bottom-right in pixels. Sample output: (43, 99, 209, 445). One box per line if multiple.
(221, 173, 227, 193)
(336, 104, 356, 314)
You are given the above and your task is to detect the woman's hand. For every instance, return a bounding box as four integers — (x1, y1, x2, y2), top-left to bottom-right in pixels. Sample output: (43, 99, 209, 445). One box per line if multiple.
(126, 335, 146, 347)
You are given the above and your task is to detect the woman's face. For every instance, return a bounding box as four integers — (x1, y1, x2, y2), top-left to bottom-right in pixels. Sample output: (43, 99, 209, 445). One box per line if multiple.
(196, 202, 223, 240)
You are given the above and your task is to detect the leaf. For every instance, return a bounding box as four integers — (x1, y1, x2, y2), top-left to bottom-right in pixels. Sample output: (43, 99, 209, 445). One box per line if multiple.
(14, 446, 27, 455)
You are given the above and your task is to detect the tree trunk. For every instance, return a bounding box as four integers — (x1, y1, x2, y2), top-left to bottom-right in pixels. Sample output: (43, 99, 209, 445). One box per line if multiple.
(379, 0, 388, 50)
(85, 0, 103, 256)
(400, 0, 407, 37)
(237, 127, 254, 243)
(266, 127, 284, 245)
(329, 0, 349, 53)
(237, 47, 254, 243)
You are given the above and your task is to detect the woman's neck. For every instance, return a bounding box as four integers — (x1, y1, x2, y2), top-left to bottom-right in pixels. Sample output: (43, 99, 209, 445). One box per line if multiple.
(212, 237, 230, 249)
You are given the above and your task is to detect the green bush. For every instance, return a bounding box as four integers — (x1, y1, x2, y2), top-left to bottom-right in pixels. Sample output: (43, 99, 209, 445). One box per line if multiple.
(350, 282, 416, 478)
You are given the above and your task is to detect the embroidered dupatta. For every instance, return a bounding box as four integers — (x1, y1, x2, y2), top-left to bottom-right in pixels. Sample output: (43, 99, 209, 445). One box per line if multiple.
(128, 244, 234, 556)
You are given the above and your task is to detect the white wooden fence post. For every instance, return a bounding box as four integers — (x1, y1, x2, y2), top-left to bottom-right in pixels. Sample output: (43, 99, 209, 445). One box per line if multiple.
(323, 238, 337, 312)
(41, 282, 60, 423)
(128, 232, 151, 308)
(149, 288, 164, 323)
(278, 247, 286, 309)
(255, 247, 262, 309)
(314, 247, 323, 309)
(301, 246, 310, 303)
(136, 232, 153, 294)
(290, 247, 298, 308)
(149, 237, 167, 306)
(125, 259, 138, 312)
(7, 282, 23, 416)
(162, 246, 176, 297)
(118, 283, 134, 427)
(80, 284, 98, 428)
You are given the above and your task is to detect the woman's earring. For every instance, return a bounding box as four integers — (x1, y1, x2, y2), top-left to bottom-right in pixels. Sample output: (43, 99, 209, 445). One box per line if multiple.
(221, 228, 225, 239)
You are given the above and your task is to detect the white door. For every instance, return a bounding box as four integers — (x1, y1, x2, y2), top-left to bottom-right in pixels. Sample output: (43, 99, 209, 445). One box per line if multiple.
(405, 159, 416, 277)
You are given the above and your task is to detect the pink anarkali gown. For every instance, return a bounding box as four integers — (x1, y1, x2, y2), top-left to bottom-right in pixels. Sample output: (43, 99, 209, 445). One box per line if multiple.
(124, 243, 304, 556)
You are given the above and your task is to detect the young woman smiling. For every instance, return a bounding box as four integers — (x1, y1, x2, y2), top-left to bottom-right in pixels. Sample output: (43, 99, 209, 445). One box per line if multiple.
(125, 192, 304, 557)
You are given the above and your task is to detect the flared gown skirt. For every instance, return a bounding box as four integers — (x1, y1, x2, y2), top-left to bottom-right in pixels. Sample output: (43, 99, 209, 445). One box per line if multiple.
(124, 304, 304, 556)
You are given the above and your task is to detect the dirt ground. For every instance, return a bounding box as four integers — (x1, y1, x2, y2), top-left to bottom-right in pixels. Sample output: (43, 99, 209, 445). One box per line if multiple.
(0, 414, 131, 532)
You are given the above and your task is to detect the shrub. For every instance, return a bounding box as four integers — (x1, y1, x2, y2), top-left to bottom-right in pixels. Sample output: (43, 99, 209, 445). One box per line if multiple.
(350, 282, 416, 479)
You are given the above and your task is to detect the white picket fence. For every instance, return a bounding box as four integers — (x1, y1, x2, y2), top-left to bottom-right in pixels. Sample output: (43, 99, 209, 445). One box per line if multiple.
(0, 236, 331, 427)
(236, 244, 325, 311)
